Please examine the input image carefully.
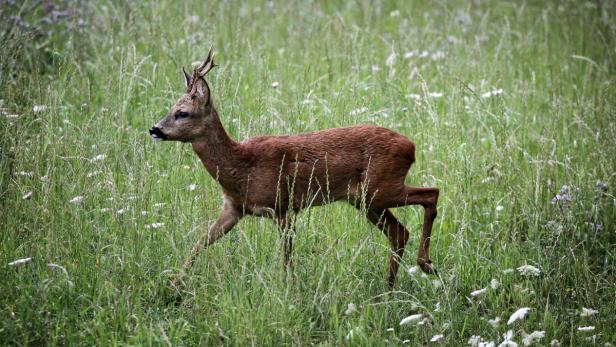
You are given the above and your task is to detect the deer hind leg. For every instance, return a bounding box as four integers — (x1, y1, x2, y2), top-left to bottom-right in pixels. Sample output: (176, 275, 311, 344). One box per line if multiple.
(400, 186, 439, 275)
(372, 185, 440, 275)
(365, 208, 410, 289)
(275, 213, 295, 270)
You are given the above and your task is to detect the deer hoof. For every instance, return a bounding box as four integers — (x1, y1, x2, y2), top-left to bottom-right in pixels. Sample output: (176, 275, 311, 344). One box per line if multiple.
(418, 259, 436, 275)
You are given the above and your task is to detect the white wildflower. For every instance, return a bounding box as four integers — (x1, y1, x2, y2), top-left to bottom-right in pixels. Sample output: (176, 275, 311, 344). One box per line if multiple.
(468, 335, 482, 346)
(400, 313, 423, 326)
(99, 208, 112, 213)
(116, 208, 127, 215)
(91, 154, 106, 162)
(183, 165, 191, 170)
(577, 326, 595, 332)
(497, 330, 518, 346)
(22, 191, 33, 200)
(8, 257, 32, 266)
(69, 195, 84, 204)
(385, 52, 397, 67)
(349, 107, 368, 116)
(431, 279, 443, 288)
(503, 268, 514, 274)
(517, 265, 541, 277)
(431, 50, 446, 60)
(420, 50, 430, 58)
(87, 171, 101, 178)
(187, 15, 200, 24)
(496, 205, 504, 212)
(488, 316, 501, 328)
(482, 89, 504, 98)
(428, 92, 443, 98)
(345, 303, 356, 315)
(580, 307, 598, 317)
(146, 222, 165, 229)
(371, 64, 381, 72)
(470, 336, 496, 347)
(407, 265, 419, 276)
(271, 81, 279, 89)
(389, 10, 400, 17)
(431, 334, 444, 342)
(386, 327, 394, 332)
(470, 288, 487, 298)
(513, 284, 534, 295)
(549, 339, 560, 347)
(33, 105, 47, 113)
(522, 331, 545, 346)
(490, 278, 500, 289)
(404, 51, 416, 59)
(503, 330, 514, 341)
(154, 203, 165, 208)
(408, 93, 421, 100)
(6, 114, 19, 119)
(187, 184, 198, 191)
(507, 307, 531, 325)
(141, 211, 148, 216)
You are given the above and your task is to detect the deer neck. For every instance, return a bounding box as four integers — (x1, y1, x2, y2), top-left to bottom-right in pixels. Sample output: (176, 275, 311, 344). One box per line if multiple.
(191, 111, 245, 190)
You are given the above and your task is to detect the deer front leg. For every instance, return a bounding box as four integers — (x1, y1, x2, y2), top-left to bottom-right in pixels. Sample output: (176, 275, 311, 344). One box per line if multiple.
(173, 201, 241, 288)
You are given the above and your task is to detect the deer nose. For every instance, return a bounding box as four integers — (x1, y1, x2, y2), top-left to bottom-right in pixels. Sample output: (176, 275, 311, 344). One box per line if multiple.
(149, 126, 167, 141)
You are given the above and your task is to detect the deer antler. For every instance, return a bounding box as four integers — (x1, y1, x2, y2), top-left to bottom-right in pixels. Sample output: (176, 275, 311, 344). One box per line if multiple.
(182, 66, 192, 88)
(196, 47, 218, 77)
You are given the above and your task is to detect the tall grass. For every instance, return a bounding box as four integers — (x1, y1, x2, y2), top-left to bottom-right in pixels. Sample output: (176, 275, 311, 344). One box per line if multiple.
(1, 0, 615, 345)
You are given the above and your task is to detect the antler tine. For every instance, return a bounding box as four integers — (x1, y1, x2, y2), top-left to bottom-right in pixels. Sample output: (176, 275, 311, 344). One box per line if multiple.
(182, 66, 192, 88)
(196, 47, 214, 72)
(202, 56, 218, 76)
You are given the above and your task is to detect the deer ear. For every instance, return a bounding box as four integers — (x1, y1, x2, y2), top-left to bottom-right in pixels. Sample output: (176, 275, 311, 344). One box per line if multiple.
(193, 77, 211, 103)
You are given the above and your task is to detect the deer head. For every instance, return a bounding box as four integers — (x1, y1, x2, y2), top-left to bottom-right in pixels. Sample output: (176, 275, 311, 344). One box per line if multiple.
(150, 48, 218, 143)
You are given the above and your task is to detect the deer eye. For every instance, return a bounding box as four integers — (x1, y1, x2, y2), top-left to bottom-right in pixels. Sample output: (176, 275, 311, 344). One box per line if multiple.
(176, 111, 189, 119)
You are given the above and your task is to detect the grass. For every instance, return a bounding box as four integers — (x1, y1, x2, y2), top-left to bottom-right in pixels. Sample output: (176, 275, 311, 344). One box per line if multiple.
(1, 0, 615, 345)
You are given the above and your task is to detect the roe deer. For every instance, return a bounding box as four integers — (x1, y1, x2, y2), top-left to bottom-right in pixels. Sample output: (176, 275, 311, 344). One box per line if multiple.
(150, 49, 440, 289)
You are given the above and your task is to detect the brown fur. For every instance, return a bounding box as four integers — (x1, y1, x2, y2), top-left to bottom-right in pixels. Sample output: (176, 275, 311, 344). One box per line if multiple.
(151, 51, 439, 289)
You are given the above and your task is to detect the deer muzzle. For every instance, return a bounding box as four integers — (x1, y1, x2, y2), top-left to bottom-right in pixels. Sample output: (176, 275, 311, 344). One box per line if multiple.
(149, 126, 167, 141)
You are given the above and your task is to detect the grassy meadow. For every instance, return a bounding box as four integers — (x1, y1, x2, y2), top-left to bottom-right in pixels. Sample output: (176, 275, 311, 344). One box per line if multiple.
(1, 0, 615, 345)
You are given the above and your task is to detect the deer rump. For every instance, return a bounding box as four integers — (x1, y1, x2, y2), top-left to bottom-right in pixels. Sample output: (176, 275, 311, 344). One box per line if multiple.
(233, 124, 416, 215)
